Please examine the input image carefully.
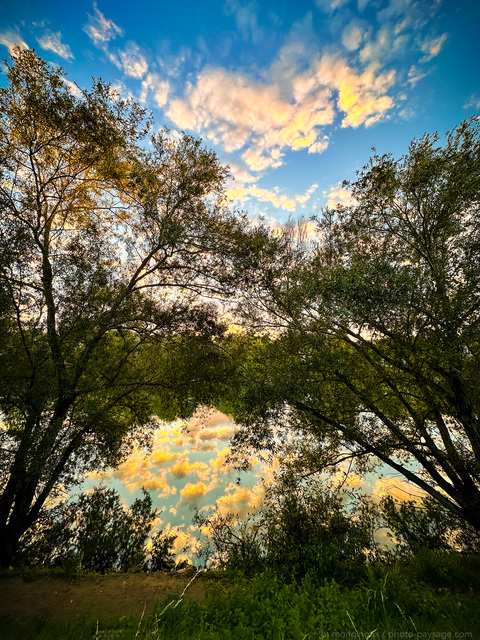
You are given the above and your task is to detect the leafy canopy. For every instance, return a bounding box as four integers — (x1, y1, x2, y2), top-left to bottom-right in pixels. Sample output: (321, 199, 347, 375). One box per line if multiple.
(227, 117, 480, 532)
(0, 49, 274, 566)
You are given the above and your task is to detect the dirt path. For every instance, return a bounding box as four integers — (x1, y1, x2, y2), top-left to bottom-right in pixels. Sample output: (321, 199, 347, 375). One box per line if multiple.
(0, 571, 207, 622)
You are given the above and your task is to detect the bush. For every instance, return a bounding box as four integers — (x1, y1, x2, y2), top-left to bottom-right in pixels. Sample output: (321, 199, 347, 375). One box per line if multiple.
(195, 476, 377, 581)
(17, 486, 178, 573)
(380, 494, 480, 555)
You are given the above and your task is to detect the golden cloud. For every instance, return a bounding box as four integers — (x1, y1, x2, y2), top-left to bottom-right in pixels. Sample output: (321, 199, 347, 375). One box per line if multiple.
(169, 458, 209, 479)
(315, 54, 395, 128)
(216, 482, 265, 519)
(166, 66, 334, 172)
(112, 450, 178, 496)
(151, 450, 182, 466)
(179, 480, 218, 509)
(323, 183, 356, 208)
(373, 476, 425, 503)
(165, 45, 397, 173)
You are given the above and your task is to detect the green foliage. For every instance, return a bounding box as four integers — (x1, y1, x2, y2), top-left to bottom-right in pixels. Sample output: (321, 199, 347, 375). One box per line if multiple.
(2, 562, 480, 639)
(196, 478, 377, 581)
(0, 49, 274, 566)
(261, 477, 375, 581)
(17, 486, 177, 573)
(149, 529, 178, 572)
(228, 117, 480, 535)
(194, 510, 265, 574)
(380, 495, 480, 555)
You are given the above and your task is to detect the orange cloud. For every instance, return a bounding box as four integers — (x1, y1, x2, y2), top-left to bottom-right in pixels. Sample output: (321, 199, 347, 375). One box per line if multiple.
(373, 476, 425, 503)
(323, 183, 356, 208)
(166, 66, 334, 172)
(169, 458, 209, 479)
(179, 480, 218, 509)
(216, 482, 264, 518)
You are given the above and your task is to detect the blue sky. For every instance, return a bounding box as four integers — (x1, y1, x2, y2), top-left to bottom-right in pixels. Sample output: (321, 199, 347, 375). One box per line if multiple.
(1, 0, 478, 560)
(1, 0, 479, 226)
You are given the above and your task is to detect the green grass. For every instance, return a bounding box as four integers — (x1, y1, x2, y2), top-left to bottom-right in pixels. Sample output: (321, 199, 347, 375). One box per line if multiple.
(2, 558, 480, 640)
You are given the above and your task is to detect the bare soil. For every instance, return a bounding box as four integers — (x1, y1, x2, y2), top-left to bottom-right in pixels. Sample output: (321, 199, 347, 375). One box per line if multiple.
(0, 570, 207, 622)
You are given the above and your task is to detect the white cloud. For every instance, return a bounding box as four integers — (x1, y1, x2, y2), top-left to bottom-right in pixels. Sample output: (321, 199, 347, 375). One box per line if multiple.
(140, 72, 170, 107)
(323, 183, 355, 208)
(36, 29, 74, 60)
(225, 0, 263, 43)
(297, 183, 319, 204)
(464, 94, 480, 111)
(166, 65, 335, 172)
(227, 162, 259, 186)
(109, 80, 135, 102)
(166, 26, 400, 171)
(83, 2, 123, 46)
(63, 79, 83, 98)
(118, 41, 148, 79)
(227, 182, 319, 212)
(342, 21, 368, 51)
(0, 30, 28, 54)
(419, 33, 447, 62)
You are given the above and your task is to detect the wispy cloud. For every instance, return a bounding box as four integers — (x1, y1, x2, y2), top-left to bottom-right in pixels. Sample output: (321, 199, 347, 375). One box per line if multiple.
(359, 23, 410, 65)
(227, 183, 319, 212)
(0, 29, 28, 54)
(314, 0, 349, 13)
(36, 29, 74, 60)
(118, 41, 148, 79)
(84, 2, 123, 46)
(419, 33, 447, 62)
(407, 65, 427, 87)
(464, 94, 480, 111)
(224, 0, 263, 44)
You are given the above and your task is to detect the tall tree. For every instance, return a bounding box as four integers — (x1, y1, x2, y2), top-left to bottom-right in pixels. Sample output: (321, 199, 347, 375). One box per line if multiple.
(0, 49, 266, 565)
(230, 118, 480, 532)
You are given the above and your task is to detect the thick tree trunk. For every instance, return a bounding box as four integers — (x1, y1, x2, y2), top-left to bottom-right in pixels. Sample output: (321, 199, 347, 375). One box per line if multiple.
(0, 528, 18, 567)
(0, 485, 35, 567)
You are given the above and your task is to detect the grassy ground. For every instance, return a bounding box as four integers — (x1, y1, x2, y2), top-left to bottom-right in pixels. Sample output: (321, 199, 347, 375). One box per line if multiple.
(1, 554, 480, 639)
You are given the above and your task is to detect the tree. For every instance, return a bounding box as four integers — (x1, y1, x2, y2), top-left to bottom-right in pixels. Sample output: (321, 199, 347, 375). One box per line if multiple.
(18, 486, 176, 572)
(0, 50, 268, 566)
(230, 118, 480, 533)
(194, 477, 375, 577)
(379, 494, 480, 555)
(260, 477, 374, 578)
(194, 509, 264, 572)
(148, 528, 179, 572)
